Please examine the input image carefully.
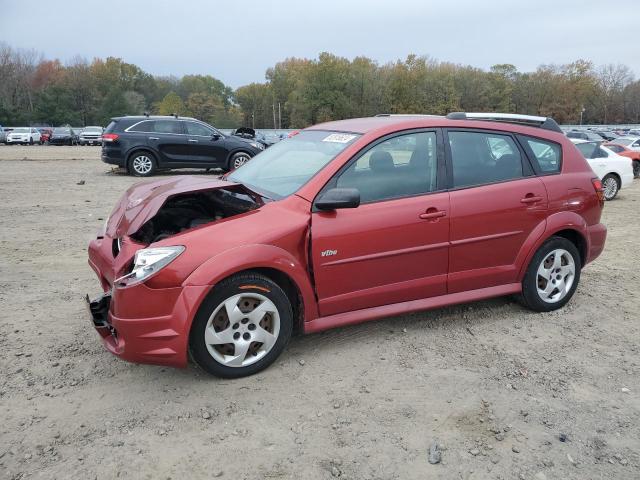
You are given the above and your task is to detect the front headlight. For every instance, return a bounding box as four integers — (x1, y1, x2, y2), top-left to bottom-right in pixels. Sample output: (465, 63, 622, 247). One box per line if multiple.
(250, 141, 264, 150)
(115, 246, 185, 287)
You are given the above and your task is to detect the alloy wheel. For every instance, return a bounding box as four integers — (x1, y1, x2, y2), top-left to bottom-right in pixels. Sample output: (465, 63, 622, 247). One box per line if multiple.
(536, 248, 575, 303)
(233, 154, 250, 169)
(132, 155, 153, 175)
(204, 293, 280, 368)
(602, 176, 618, 200)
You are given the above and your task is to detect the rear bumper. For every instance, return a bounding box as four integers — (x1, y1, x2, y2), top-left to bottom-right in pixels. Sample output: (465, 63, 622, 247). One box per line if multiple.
(586, 222, 607, 265)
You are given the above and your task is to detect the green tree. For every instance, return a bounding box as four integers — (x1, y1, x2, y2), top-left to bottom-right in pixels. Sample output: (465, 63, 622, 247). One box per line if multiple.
(156, 91, 188, 116)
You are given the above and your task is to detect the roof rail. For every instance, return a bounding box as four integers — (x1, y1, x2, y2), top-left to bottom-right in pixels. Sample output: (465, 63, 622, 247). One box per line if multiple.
(375, 113, 441, 118)
(446, 112, 562, 133)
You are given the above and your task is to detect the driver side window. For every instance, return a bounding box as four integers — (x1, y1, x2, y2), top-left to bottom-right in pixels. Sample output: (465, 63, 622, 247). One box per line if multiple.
(336, 131, 438, 203)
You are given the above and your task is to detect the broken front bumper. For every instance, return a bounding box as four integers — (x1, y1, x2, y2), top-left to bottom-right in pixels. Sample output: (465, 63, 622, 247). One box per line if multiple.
(87, 235, 212, 368)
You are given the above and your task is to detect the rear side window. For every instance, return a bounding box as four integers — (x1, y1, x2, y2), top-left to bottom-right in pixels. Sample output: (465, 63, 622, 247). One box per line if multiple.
(606, 144, 623, 153)
(128, 120, 154, 133)
(448, 131, 523, 188)
(523, 136, 562, 173)
(154, 120, 182, 134)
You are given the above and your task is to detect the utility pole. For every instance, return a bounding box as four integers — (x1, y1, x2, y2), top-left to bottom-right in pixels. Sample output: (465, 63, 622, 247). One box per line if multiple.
(278, 102, 281, 130)
(272, 103, 277, 130)
(580, 106, 585, 125)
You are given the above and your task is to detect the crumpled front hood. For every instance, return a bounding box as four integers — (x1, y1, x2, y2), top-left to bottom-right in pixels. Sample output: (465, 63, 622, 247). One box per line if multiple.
(106, 176, 239, 238)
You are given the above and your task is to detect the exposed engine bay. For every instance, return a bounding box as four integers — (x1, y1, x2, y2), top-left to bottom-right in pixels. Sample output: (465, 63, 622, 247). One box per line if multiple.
(130, 186, 264, 245)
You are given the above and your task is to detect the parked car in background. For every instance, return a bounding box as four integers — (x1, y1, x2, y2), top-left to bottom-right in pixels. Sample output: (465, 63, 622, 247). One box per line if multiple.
(566, 130, 604, 141)
(609, 136, 640, 152)
(79, 126, 104, 145)
(627, 129, 640, 136)
(38, 127, 53, 143)
(0, 125, 6, 144)
(6, 127, 42, 145)
(87, 112, 607, 378)
(49, 127, 80, 145)
(605, 141, 640, 177)
(101, 115, 263, 176)
(231, 127, 268, 150)
(593, 130, 618, 141)
(571, 139, 633, 200)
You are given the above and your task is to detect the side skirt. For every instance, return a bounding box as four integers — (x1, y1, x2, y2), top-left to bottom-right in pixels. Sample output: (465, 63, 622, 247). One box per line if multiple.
(303, 283, 522, 334)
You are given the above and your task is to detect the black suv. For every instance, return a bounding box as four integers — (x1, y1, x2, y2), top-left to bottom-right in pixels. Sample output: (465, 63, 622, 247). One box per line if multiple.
(101, 116, 263, 176)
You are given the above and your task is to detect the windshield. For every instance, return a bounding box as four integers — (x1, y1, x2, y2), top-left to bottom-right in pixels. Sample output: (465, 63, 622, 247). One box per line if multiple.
(229, 130, 360, 198)
(13, 128, 29, 133)
(54, 128, 70, 134)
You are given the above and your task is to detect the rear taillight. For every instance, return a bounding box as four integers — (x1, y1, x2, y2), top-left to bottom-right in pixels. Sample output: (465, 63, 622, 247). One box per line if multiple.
(102, 133, 119, 143)
(592, 178, 605, 206)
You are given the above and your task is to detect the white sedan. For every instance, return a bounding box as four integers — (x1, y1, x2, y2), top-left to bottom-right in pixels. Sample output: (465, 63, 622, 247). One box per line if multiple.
(6, 127, 42, 145)
(571, 139, 634, 200)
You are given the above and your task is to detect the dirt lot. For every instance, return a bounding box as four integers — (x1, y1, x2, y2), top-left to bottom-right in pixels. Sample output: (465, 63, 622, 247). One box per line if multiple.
(1, 145, 639, 480)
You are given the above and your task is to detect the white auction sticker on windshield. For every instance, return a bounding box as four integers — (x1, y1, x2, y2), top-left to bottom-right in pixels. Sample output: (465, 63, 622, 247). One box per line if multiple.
(322, 133, 357, 143)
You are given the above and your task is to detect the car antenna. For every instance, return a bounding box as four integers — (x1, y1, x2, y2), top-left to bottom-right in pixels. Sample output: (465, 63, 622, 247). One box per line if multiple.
(172, 113, 178, 118)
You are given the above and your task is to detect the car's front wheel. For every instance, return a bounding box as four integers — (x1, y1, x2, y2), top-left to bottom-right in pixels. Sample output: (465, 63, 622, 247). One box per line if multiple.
(602, 174, 620, 200)
(189, 273, 293, 378)
(229, 151, 251, 170)
(519, 236, 581, 312)
(129, 152, 157, 177)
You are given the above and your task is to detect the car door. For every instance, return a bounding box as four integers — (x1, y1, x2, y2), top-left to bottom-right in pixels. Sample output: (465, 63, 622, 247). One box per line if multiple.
(149, 120, 190, 165)
(445, 129, 548, 293)
(311, 130, 450, 317)
(183, 121, 227, 166)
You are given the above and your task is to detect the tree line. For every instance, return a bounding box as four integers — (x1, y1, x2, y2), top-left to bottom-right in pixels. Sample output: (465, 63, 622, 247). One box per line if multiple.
(2, 43, 639, 129)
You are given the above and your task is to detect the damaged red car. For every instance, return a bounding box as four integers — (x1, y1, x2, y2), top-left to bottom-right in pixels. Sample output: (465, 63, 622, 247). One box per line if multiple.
(87, 113, 607, 378)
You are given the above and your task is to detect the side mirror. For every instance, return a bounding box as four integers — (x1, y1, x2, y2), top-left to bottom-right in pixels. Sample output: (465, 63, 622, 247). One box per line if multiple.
(315, 188, 360, 211)
(211, 133, 221, 141)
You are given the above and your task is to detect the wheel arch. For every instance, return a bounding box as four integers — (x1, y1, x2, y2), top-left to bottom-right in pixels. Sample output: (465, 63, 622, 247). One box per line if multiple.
(183, 244, 319, 331)
(516, 212, 589, 281)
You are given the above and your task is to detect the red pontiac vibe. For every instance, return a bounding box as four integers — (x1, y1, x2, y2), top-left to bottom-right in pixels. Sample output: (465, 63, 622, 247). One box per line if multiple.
(87, 113, 607, 378)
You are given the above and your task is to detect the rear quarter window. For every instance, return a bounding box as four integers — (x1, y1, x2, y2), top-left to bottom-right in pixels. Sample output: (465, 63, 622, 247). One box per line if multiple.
(128, 120, 155, 133)
(520, 136, 562, 173)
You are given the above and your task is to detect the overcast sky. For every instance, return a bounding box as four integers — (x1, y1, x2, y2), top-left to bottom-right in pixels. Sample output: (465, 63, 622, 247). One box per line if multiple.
(1, 0, 637, 88)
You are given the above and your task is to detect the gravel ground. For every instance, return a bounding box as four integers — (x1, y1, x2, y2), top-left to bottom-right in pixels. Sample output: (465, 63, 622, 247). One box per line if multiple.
(1, 145, 639, 480)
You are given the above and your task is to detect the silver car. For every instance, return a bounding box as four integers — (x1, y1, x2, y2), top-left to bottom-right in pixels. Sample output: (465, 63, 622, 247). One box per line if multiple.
(79, 126, 104, 145)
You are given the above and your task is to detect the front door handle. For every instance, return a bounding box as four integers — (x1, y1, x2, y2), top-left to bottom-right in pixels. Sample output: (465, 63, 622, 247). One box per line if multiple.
(188, 139, 198, 143)
(419, 208, 446, 220)
(148, 136, 159, 141)
(520, 195, 543, 204)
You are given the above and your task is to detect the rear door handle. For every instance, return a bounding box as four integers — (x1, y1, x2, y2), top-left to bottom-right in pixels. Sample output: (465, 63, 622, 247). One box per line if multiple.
(188, 139, 198, 143)
(520, 195, 543, 204)
(419, 209, 446, 220)
(148, 136, 159, 140)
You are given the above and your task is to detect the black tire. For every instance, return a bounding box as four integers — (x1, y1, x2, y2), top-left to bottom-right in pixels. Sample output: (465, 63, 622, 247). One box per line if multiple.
(519, 236, 581, 312)
(602, 173, 620, 200)
(229, 151, 252, 170)
(189, 273, 293, 378)
(29, 137, 34, 145)
(128, 151, 157, 177)
(633, 160, 640, 179)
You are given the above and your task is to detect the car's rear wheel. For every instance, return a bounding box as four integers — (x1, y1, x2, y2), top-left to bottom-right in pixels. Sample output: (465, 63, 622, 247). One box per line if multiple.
(229, 151, 251, 170)
(519, 236, 581, 312)
(189, 273, 293, 378)
(633, 160, 640, 178)
(129, 152, 157, 177)
(602, 174, 620, 200)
